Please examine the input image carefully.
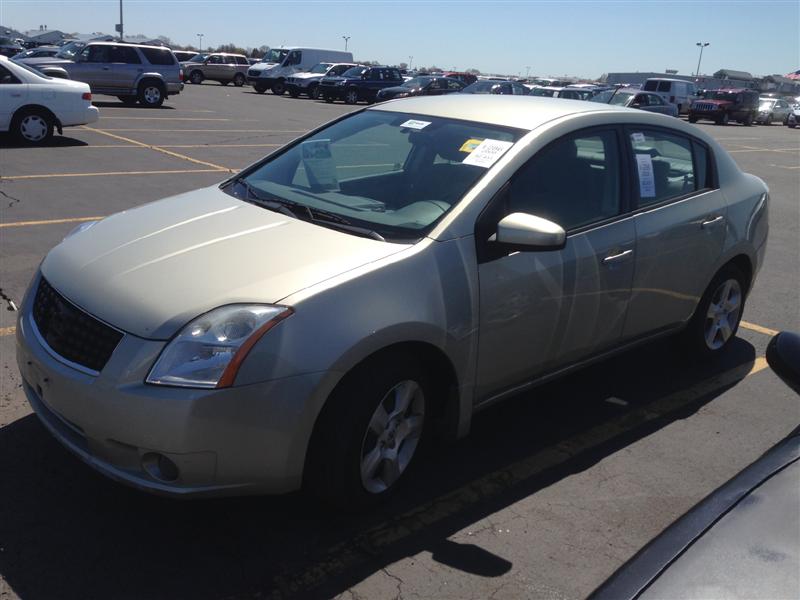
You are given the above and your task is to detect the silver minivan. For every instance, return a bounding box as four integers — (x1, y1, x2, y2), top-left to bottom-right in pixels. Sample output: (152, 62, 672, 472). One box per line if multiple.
(16, 97, 768, 508)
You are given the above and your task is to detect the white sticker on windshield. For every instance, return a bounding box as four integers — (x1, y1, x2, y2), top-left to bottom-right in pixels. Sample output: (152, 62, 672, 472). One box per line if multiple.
(635, 153, 656, 198)
(462, 139, 514, 168)
(301, 139, 339, 191)
(631, 132, 646, 143)
(400, 119, 431, 130)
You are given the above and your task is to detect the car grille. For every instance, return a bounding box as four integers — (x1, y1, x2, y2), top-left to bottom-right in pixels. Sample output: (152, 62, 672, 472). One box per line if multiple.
(32, 277, 123, 373)
(247, 69, 259, 77)
(694, 103, 718, 111)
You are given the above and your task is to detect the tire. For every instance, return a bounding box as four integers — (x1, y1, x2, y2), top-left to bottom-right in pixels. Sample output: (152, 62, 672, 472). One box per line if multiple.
(344, 87, 359, 105)
(688, 115, 698, 123)
(271, 79, 286, 95)
(11, 109, 53, 145)
(138, 81, 165, 108)
(189, 70, 203, 85)
(680, 264, 746, 361)
(304, 354, 430, 510)
(117, 95, 138, 105)
(254, 83, 267, 94)
(289, 88, 300, 98)
(309, 83, 320, 100)
(233, 73, 245, 87)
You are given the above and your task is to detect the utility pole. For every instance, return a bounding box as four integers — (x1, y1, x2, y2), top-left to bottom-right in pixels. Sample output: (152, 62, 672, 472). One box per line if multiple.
(342, 35, 350, 52)
(526, 65, 530, 79)
(117, 0, 124, 41)
(695, 42, 710, 76)
(197, 33, 204, 52)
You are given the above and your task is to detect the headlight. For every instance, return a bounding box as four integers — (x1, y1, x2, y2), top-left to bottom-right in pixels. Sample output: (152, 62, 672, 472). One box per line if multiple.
(146, 304, 292, 388)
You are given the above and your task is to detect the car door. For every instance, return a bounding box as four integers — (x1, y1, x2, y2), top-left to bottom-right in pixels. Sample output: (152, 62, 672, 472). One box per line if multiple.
(475, 128, 635, 399)
(622, 127, 726, 339)
(108, 45, 143, 93)
(73, 45, 112, 90)
(0, 64, 26, 130)
(644, 93, 673, 116)
(204, 54, 223, 80)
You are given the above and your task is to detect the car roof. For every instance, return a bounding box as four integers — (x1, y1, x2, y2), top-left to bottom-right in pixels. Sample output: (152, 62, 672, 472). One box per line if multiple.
(85, 41, 170, 51)
(369, 95, 627, 131)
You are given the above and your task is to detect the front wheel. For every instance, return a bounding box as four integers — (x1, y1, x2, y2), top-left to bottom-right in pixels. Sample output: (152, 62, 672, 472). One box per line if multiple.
(11, 109, 53, 145)
(304, 355, 430, 509)
(680, 264, 746, 360)
(344, 88, 359, 105)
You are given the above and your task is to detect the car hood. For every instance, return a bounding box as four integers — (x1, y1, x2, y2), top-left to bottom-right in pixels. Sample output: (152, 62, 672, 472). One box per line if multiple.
(19, 57, 73, 66)
(248, 62, 279, 73)
(41, 186, 409, 339)
(291, 72, 323, 80)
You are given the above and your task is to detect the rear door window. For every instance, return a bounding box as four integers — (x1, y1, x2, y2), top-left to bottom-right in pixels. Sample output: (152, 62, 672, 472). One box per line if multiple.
(629, 129, 701, 206)
(110, 46, 141, 64)
(140, 47, 176, 65)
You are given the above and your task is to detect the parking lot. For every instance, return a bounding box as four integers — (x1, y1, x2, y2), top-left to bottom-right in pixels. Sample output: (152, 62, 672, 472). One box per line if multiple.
(1, 84, 798, 600)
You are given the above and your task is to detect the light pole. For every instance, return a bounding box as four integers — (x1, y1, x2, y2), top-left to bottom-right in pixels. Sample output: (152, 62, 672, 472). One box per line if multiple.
(695, 42, 709, 76)
(118, 0, 124, 41)
(525, 65, 530, 79)
(342, 35, 350, 51)
(197, 33, 204, 52)
(408, 55, 413, 69)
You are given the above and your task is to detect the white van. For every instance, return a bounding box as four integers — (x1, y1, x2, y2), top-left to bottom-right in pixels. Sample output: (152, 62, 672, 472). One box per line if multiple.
(247, 47, 354, 94)
(643, 78, 698, 115)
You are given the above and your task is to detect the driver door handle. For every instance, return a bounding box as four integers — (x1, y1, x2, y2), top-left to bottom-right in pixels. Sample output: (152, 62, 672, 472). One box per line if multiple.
(603, 249, 633, 264)
(702, 215, 724, 228)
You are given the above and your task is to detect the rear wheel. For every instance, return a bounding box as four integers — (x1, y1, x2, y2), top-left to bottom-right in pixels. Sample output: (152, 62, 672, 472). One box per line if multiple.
(271, 79, 286, 95)
(680, 264, 746, 360)
(304, 354, 430, 510)
(189, 70, 203, 85)
(11, 109, 53, 145)
(138, 81, 165, 107)
(233, 73, 245, 87)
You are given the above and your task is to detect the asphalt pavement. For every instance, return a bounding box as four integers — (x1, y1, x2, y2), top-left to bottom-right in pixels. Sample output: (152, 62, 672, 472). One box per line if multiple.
(0, 84, 798, 600)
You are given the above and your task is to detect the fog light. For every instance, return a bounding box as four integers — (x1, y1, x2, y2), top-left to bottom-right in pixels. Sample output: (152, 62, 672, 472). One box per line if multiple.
(142, 452, 180, 482)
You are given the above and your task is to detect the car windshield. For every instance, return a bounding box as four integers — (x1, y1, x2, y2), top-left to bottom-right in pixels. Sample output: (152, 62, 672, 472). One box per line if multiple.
(225, 110, 525, 241)
(309, 63, 331, 74)
(264, 48, 289, 63)
(462, 81, 502, 94)
(402, 77, 432, 88)
(706, 91, 739, 101)
(55, 41, 85, 59)
(608, 91, 634, 105)
(341, 67, 367, 78)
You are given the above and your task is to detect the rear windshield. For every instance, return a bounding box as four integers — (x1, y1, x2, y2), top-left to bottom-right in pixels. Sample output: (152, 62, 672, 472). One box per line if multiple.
(140, 47, 176, 65)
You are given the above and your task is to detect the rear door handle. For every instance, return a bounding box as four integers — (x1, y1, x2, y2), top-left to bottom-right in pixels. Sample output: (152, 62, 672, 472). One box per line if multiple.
(603, 249, 633, 264)
(701, 215, 724, 228)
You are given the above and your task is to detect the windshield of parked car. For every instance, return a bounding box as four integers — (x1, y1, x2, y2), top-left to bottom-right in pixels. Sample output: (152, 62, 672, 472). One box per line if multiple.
(341, 66, 367, 78)
(263, 48, 289, 63)
(308, 63, 332, 74)
(402, 77, 432, 88)
(225, 110, 525, 241)
(706, 90, 739, 101)
(55, 41, 86, 59)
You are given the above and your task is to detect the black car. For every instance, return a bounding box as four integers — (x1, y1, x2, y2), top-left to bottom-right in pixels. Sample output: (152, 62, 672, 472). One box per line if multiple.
(319, 66, 404, 104)
(0, 36, 23, 58)
(460, 80, 529, 95)
(375, 76, 465, 101)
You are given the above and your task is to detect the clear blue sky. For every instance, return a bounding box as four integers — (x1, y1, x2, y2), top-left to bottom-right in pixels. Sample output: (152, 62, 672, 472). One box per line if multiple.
(2, 1, 798, 78)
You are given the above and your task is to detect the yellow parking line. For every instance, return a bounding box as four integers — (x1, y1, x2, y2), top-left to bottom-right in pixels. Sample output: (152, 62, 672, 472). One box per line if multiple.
(82, 126, 236, 172)
(159, 144, 282, 148)
(1, 168, 225, 181)
(0, 326, 16, 336)
(94, 129, 304, 133)
(747, 356, 769, 376)
(740, 320, 779, 336)
(1, 216, 105, 229)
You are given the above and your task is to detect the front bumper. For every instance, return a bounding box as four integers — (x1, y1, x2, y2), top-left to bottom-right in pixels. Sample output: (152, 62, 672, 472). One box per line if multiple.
(247, 76, 275, 86)
(16, 276, 329, 498)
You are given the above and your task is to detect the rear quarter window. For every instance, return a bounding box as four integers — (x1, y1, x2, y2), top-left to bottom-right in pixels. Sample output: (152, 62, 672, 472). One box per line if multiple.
(140, 47, 176, 65)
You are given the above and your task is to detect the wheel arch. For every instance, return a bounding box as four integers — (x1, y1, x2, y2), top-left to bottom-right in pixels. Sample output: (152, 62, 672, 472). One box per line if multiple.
(11, 104, 62, 133)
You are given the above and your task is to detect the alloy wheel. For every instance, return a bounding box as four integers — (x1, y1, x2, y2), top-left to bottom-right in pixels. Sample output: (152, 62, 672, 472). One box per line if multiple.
(704, 279, 742, 350)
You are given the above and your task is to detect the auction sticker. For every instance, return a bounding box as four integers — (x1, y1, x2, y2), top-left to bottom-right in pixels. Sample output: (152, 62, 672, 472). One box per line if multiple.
(635, 153, 656, 198)
(400, 119, 431, 130)
(462, 139, 514, 168)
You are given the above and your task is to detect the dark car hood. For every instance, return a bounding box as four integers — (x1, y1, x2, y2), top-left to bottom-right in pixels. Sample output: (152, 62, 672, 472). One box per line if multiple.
(695, 99, 733, 107)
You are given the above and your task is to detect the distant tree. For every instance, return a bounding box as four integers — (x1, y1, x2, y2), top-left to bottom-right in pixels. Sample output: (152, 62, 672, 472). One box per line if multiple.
(212, 43, 247, 55)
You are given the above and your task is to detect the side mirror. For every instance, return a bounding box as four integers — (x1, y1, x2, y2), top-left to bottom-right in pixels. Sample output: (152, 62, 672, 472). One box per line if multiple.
(495, 213, 566, 250)
(766, 332, 800, 395)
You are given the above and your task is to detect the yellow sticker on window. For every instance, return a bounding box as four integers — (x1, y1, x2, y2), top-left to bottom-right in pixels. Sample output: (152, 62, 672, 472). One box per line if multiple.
(460, 138, 484, 153)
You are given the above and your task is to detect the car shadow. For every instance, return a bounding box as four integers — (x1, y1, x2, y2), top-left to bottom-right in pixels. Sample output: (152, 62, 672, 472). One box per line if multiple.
(0, 337, 758, 600)
(0, 134, 88, 148)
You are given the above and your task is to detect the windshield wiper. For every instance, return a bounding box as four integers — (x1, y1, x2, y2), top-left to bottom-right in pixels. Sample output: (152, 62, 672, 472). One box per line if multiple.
(233, 179, 385, 241)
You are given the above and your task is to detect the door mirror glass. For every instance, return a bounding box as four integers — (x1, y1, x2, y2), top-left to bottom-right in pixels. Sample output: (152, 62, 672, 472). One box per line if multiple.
(495, 213, 566, 250)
